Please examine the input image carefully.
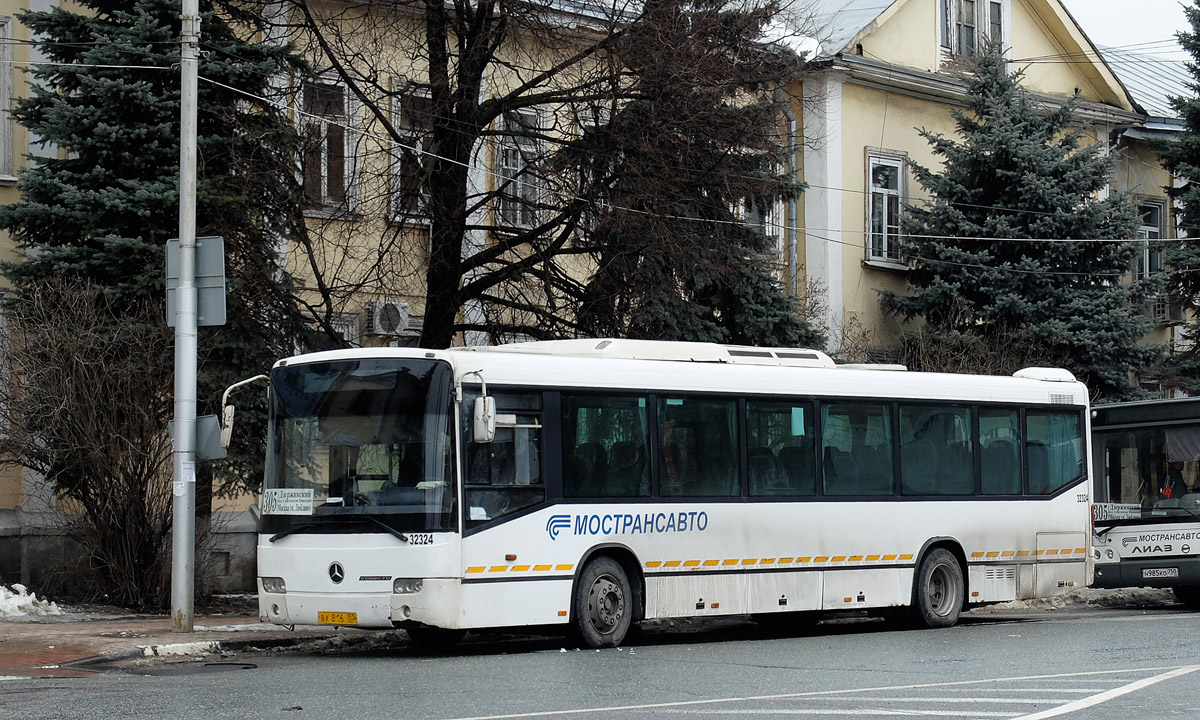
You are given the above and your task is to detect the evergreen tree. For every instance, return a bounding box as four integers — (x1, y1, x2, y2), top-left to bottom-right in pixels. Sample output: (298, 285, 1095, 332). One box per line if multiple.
(0, 0, 310, 603)
(882, 43, 1155, 399)
(568, 0, 823, 348)
(1159, 0, 1200, 393)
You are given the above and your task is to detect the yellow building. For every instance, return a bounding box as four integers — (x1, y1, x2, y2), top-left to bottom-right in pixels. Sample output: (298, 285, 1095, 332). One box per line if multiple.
(786, 0, 1173, 365)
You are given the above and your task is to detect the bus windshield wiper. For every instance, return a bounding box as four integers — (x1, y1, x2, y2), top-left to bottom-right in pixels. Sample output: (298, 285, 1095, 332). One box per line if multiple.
(269, 521, 323, 543)
(361, 514, 409, 543)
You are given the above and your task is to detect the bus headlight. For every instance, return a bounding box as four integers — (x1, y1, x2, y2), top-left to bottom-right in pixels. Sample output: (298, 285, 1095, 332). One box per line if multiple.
(261, 577, 286, 594)
(393, 578, 423, 594)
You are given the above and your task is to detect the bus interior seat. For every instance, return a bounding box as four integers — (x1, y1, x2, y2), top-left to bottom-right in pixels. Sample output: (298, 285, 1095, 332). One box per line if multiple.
(748, 446, 782, 495)
(778, 444, 816, 495)
(981, 439, 1020, 494)
(856, 445, 892, 495)
(608, 441, 645, 496)
(1027, 442, 1050, 493)
(824, 446, 859, 495)
(570, 442, 607, 496)
(901, 438, 938, 495)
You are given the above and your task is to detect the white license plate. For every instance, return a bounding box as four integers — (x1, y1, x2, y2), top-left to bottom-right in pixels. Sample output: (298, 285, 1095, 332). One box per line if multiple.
(1142, 568, 1180, 579)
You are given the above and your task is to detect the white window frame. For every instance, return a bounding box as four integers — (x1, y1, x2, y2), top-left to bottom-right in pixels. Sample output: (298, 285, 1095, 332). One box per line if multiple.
(866, 151, 906, 267)
(389, 88, 432, 225)
(0, 17, 13, 181)
(1136, 201, 1165, 281)
(298, 74, 358, 210)
(497, 108, 545, 228)
(741, 195, 785, 259)
(940, 0, 1008, 60)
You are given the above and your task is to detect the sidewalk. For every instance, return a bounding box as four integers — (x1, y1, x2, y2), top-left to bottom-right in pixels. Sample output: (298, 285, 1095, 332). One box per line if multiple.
(0, 610, 344, 679)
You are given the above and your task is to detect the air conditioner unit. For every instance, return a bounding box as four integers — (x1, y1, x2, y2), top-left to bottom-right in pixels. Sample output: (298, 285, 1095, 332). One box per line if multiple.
(366, 300, 409, 336)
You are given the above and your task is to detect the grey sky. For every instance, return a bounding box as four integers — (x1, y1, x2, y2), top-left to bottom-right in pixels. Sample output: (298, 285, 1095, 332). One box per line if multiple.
(1060, 0, 1189, 56)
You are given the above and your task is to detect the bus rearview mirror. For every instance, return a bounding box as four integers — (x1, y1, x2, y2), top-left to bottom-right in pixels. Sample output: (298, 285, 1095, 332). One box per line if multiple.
(474, 396, 496, 443)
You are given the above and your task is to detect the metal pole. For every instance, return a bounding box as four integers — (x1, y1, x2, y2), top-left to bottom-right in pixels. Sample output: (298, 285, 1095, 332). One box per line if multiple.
(171, 0, 200, 633)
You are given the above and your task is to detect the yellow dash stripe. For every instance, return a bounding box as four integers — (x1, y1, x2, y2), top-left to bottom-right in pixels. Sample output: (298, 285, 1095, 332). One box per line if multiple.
(722, 559, 739, 566)
(645, 561, 662, 568)
(798, 557, 812, 563)
(684, 560, 701, 567)
(741, 559, 757, 566)
(849, 556, 864, 562)
(866, 555, 881, 561)
(832, 556, 847, 562)
(466, 566, 485, 574)
(883, 554, 898, 561)
(760, 558, 777, 565)
(1074, 548, 1086, 554)
(1046, 549, 1060, 555)
(665, 560, 682, 568)
(511, 565, 531, 572)
(778, 557, 794, 564)
(533, 565, 552, 571)
(1035, 550, 1046, 555)
(971, 552, 985, 559)
(986, 552, 1000, 558)
(703, 559, 720, 567)
(900, 554, 914, 560)
(1016, 550, 1031, 557)
(489, 566, 509, 573)
(814, 556, 829, 563)
(1002, 551, 1015, 557)
(555, 564, 574, 571)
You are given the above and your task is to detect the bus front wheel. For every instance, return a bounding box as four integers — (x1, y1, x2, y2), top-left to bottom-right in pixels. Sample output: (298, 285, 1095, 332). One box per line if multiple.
(573, 557, 633, 648)
(912, 548, 964, 629)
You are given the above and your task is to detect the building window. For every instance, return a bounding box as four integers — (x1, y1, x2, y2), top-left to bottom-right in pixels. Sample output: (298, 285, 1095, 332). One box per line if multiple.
(941, 0, 1005, 58)
(497, 109, 544, 227)
(301, 80, 351, 206)
(0, 17, 12, 179)
(867, 155, 904, 263)
(1136, 203, 1163, 280)
(391, 92, 432, 223)
(742, 197, 784, 257)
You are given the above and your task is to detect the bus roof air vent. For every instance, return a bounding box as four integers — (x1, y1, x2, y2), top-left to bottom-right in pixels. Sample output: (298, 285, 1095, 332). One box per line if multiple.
(1013, 367, 1077, 383)
(476, 339, 837, 368)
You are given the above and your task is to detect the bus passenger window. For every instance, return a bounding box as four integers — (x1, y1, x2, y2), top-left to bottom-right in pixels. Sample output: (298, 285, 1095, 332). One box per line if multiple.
(464, 391, 544, 526)
(658, 397, 738, 497)
(561, 394, 649, 498)
(1027, 410, 1082, 495)
(980, 408, 1021, 495)
(747, 400, 816, 496)
(899, 405, 973, 496)
(822, 403, 893, 496)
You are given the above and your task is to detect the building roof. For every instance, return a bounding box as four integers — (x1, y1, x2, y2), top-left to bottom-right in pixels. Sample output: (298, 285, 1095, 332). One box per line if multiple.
(1099, 46, 1192, 121)
(807, 0, 899, 57)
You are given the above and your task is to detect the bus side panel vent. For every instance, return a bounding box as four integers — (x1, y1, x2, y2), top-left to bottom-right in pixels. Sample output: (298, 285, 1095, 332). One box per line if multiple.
(985, 567, 1016, 580)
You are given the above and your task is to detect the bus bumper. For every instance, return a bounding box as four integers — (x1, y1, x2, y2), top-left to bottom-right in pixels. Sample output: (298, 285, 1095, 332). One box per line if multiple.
(258, 578, 462, 629)
(1092, 558, 1200, 589)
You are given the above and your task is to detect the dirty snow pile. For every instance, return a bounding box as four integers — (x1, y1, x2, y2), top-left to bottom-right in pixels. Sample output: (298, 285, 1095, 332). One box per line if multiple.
(0, 583, 63, 618)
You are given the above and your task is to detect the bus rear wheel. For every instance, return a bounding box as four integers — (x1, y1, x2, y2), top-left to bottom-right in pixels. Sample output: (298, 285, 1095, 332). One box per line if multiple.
(912, 548, 964, 629)
(573, 557, 633, 648)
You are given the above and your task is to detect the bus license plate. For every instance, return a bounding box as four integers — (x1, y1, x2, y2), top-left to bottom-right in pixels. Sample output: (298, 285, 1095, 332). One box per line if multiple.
(317, 611, 358, 625)
(1142, 568, 1179, 579)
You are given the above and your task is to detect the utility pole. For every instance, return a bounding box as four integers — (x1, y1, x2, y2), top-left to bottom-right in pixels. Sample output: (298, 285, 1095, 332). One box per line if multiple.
(171, 0, 201, 633)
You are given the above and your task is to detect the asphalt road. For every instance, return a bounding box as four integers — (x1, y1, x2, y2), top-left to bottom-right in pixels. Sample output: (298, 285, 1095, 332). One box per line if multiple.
(3, 604, 1199, 720)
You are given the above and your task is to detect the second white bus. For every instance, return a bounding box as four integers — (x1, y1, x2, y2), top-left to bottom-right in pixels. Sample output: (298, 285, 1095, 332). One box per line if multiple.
(255, 339, 1092, 648)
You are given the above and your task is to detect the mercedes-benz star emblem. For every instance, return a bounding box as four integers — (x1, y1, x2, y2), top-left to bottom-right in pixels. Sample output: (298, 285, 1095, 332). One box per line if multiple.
(328, 562, 345, 584)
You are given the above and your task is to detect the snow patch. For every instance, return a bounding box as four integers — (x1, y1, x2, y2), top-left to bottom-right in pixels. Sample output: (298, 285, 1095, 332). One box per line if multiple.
(0, 584, 63, 618)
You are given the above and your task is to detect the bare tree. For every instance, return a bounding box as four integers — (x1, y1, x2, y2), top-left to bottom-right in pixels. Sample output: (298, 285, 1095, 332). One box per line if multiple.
(268, 0, 818, 348)
(0, 279, 176, 609)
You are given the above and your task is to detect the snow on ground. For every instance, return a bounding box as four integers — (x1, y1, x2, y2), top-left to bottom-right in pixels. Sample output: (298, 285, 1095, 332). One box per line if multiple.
(0, 584, 63, 618)
(974, 586, 1177, 613)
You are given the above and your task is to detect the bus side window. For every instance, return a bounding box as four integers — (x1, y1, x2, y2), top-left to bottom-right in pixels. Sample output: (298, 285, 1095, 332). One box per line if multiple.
(1027, 409, 1083, 495)
(561, 394, 649, 498)
(980, 408, 1021, 495)
(746, 400, 816, 497)
(464, 391, 544, 526)
(822, 403, 893, 496)
(899, 405, 973, 496)
(658, 397, 738, 498)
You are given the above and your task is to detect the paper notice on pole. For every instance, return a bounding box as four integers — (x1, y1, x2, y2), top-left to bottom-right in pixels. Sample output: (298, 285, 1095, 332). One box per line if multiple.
(182, 461, 196, 484)
(174, 481, 185, 497)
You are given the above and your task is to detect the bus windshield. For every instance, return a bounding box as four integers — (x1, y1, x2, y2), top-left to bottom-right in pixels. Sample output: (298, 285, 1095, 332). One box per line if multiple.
(1094, 425, 1200, 521)
(262, 357, 456, 533)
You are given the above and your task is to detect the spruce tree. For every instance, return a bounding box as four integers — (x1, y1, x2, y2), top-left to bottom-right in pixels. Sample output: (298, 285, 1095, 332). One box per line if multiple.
(1159, 0, 1200, 393)
(882, 43, 1155, 399)
(0, 0, 310, 603)
(568, 0, 823, 349)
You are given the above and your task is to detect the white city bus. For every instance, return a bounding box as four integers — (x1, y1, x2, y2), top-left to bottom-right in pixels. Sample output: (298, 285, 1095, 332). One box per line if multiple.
(1091, 398, 1200, 607)
(255, 339, 1092, 648)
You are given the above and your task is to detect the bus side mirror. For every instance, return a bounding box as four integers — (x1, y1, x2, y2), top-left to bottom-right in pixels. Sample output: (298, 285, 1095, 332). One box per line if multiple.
(220, 404, 236, 448)
(474, 396, 496, 443)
